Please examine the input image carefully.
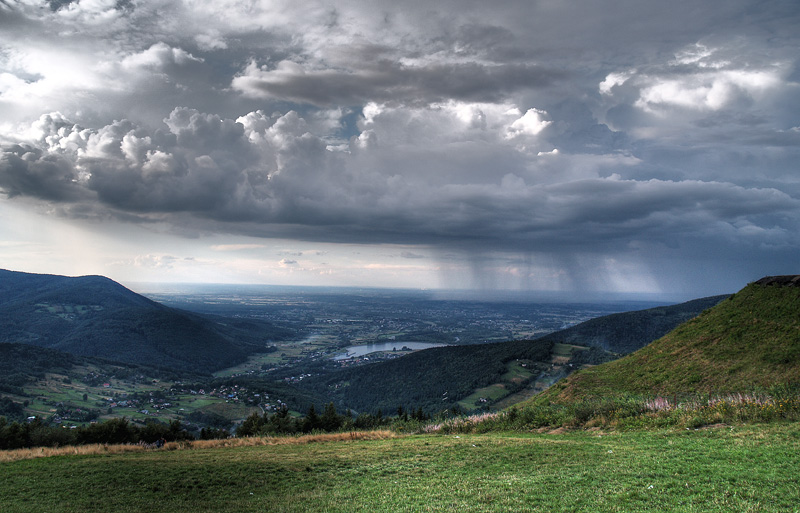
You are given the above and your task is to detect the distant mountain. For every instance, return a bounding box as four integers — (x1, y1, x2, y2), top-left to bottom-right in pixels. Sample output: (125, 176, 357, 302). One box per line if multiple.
(536, 294, 729, 354)
(0, 269, 293, 373)
(536, 277, 800, 402)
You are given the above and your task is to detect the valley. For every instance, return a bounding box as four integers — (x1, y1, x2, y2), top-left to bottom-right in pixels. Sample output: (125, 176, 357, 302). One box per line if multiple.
(138, 283, 640, 351)
(2, 272, 799, 512)
(0, 271, 727, 431)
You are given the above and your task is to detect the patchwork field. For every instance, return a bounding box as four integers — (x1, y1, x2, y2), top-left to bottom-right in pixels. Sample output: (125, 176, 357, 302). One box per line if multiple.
(10, 368, 248, 428)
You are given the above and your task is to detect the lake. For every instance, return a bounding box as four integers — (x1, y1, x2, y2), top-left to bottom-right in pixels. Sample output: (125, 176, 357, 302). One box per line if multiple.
(333, 341, 448, 360)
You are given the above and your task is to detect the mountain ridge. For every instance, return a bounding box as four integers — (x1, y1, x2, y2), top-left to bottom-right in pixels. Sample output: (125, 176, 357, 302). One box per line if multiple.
(535, 294, 729, 354)
(0, 269, 293, 373)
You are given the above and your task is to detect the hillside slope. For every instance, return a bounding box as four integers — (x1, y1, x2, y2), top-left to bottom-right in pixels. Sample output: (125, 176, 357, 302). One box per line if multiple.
(300, 339, 555, 414)
(537, 277, 800, 402)
(536, 294, 729, 354)
(0, 269, 293, 373)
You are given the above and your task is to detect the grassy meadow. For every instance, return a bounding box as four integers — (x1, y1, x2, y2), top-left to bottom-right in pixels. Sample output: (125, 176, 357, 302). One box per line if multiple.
(540, 284, 800, 403)
(2, 423, 800, 512)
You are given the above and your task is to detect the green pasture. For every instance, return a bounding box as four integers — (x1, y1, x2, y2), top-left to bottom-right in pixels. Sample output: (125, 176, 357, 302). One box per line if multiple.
(376, 332, 405, 341)
(2, 424, 799, 512)
(553, 342, 587, 358)
(492, 387, 540, 410)
(19, 374, 249, 426)
(214, 337, 341, 377)
(194, 401, 259, 421)
(459, 360, 536, 410)
(213, 352, 283, 377)
(501, 360, 535, 382)
(458, 384, 507, 410)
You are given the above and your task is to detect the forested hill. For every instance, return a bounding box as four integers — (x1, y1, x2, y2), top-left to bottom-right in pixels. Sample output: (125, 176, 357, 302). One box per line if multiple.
(0, 342, 201, 397)
(535, 294, 729, 354)
(536, 277, 800, 402)
(0, 270, 159, 310)
(0, 269, 293, 373)
(299, 339, 556, 414)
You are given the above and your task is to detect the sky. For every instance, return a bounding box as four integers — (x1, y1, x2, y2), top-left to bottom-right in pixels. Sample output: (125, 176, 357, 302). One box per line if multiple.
(0, 0, 799, 301)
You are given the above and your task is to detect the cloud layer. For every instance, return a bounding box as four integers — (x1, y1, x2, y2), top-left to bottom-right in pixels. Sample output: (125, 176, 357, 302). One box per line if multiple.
(1, 0, 799, 294)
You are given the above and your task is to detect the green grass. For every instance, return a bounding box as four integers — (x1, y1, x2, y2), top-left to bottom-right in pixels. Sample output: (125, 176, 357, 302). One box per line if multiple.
(537, 283, 800, 403)
(501, 360, 535, 382)
(195, 401, 259, 421)
(457, 360, 537, 410)
(458, 384, 507, 410)
(212, 338, 338, 377)
(2, 424, 800, 512)
(552, 342, 575, 357)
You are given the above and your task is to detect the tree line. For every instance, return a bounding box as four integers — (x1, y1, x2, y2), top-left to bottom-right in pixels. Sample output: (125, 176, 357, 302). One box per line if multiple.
(0, 417, 199, 450)
(0, 402, 434, 450)
(236, 403, 430, 437)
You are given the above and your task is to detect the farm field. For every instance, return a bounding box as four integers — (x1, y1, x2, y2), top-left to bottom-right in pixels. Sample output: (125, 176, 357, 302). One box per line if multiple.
(2, 423, 799, 512)
(12, 368, 254, 428)
(212, 336, 339, 378)
(457, 360, 538, 410)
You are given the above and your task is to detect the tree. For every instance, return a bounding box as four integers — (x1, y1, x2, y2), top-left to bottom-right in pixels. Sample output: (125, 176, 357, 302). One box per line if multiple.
(77, 417, 136, 445)
(237, 412, 265, 437)
(200, 427, 230, 440)
(320, 402, 341, 432)
(168, 420, 192, 441)
(397, 405, 409, 421)
(302, 404, 320, 433)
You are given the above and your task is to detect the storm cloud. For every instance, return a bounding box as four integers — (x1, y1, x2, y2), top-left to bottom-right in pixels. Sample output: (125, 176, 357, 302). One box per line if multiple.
(0, 0, 799, 295)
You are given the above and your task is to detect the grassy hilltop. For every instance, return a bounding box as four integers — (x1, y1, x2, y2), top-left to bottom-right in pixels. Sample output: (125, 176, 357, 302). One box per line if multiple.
(535, 294, 729, 354)
(537, 279, 800, 403)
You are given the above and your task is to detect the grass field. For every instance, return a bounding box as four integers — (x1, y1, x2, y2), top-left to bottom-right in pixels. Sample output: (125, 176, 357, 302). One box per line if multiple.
(540, 284, 800, 403)
(2, 423, 799, 512)
(212, 337, 339, 378)
(457, 360, 537, 410)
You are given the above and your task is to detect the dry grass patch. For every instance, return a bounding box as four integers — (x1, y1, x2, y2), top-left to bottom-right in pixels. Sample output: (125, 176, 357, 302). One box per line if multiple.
(0, 442, 160, 462)
(0, 431, 397, 463)
(190, 430, 397, 450)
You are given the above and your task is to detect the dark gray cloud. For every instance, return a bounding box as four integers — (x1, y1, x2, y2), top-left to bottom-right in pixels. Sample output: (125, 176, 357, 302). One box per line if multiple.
(6, 107, 795, 261)
(1, 0, 799, 295)
(0, 144, 85, 201)
(232, 60, 564, 107)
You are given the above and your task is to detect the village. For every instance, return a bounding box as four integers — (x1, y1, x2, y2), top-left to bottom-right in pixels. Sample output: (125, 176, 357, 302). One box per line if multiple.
(30, 372, 290, 431)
